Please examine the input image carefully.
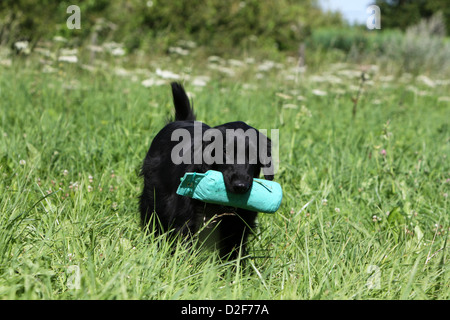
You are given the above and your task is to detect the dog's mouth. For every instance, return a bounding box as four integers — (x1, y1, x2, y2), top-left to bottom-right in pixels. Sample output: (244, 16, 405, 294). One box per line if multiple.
(224, 180, 252, 195)
(230, 185, 251, 194)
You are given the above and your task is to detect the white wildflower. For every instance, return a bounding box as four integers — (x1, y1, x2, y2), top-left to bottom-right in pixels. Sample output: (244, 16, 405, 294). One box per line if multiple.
(207, 55, 224, 64)
(257, 60, 276, 72)
(111, 47, 125, 56)
(60, 48, 78, 56)
(168, 47, 189, 56)
(177, 40, 197, 48)
(416, 75, 435, 87)
(58, 55, 78, 63)
(141, 78, 165, 87)
(87, 45, 104, 53)
(337, 69, 361, 78)
(114, 68, 130, 77)
(276, 93, 292, 100)
(208, 64, 235, 76)
(156, 68, 181, 80)
(34, 47, 52, 57)
(312, 89, 327, 96)
(228, 59, 245, 67)
(53, 36, 68, 43)
(192, 78, 208, 87)
(14, 41, 29, 51)
(0, 59, 12, 67)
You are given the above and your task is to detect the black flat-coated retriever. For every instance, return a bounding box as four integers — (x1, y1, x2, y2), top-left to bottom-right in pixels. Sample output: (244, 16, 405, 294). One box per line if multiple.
(139, 82, 274, 260)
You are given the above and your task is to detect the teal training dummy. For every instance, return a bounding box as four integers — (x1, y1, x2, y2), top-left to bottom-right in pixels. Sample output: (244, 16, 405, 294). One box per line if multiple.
(176, 170, 282, 213)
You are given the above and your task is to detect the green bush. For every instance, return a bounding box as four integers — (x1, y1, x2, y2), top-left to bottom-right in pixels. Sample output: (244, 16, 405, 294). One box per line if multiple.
(0, 0, 343, 53)
(307, 13, 450, 76)
(308, 28, 372, 52)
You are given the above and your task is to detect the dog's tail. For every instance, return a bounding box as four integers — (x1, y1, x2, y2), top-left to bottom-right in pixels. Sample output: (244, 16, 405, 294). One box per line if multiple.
(171, 82, 196, 121)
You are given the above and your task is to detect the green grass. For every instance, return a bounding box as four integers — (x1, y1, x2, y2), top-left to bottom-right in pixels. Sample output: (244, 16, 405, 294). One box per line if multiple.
(0, 53, 448, 299)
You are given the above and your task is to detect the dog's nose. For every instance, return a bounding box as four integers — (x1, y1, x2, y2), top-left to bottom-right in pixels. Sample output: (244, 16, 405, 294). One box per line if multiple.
(232, 181, 250, 194)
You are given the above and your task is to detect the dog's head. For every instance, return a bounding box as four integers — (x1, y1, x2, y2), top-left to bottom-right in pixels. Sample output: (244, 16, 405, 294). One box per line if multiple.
(202, 121, 274, 194)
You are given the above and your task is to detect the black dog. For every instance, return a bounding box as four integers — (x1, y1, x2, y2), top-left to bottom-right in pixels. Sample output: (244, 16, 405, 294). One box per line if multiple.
(139, 82, 274, 260)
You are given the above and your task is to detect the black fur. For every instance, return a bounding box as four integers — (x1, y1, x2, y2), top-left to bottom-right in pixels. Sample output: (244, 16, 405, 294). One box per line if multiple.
(139, 82, 273, 260)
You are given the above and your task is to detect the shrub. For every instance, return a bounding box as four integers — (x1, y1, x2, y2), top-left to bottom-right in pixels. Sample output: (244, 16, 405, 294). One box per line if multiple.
(380, 12, 450, 75)
(0, 0, 343, 54)
(307, 13, 450, 76)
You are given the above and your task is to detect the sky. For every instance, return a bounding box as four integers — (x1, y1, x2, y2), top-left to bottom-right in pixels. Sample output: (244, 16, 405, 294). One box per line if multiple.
(319, 0, 375, 25)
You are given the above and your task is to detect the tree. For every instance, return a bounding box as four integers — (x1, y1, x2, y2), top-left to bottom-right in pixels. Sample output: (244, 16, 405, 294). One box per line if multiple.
(374, 0, 449, 33)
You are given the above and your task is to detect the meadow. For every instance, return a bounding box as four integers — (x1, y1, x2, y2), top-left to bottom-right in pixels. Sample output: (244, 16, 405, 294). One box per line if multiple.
(0, 44, 448, 299)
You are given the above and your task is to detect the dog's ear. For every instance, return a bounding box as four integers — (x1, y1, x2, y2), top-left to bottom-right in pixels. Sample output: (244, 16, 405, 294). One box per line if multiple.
(258, 133, 274, 181)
